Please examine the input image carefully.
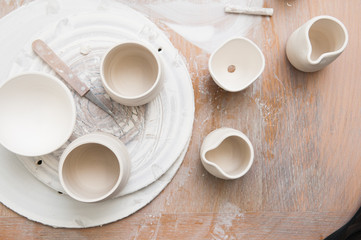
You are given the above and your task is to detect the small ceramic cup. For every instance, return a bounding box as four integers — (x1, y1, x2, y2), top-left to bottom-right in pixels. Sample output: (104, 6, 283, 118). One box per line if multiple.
(59, 132, 131, 203)
(100, 41, 162, 106)
(286, 15, 348, 72)
(200, 127, 254, 180)
(209, 37, 265, 92)
(0, 72, 76, 157)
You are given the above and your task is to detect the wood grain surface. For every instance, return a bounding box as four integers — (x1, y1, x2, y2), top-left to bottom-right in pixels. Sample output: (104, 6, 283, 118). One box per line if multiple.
(1, 0, 361, 239)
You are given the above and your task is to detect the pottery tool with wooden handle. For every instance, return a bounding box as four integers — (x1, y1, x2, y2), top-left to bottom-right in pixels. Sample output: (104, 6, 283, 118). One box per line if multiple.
(32, 39, 116, 118)
(224, 5, 274, 16)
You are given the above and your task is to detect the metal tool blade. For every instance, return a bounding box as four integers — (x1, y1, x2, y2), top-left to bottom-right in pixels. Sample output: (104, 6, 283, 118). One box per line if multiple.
(85, 90, 115, 118)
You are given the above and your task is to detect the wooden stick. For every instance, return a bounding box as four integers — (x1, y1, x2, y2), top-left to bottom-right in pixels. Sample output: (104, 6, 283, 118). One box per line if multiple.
(224, 5, 273, 16)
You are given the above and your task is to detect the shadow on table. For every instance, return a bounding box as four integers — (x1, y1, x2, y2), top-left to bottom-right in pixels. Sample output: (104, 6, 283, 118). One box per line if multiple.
(325, 206, 361, 240)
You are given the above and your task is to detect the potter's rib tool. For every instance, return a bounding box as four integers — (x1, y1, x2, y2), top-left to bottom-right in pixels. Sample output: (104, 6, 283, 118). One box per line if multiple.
(224, 5, 273, 16)
(32, 39, 116, 119)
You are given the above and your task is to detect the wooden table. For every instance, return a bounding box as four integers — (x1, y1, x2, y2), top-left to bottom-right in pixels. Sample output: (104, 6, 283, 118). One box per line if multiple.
(1, 0, 361, 239)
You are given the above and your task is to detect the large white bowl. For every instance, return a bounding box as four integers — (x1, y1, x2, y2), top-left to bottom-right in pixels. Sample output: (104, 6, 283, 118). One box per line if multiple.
(0, 72, 76, 156)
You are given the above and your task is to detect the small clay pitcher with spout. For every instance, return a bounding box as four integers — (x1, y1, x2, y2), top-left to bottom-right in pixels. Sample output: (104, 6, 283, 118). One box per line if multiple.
(286, 15, 348, 72)
(200, 128, 254, 180)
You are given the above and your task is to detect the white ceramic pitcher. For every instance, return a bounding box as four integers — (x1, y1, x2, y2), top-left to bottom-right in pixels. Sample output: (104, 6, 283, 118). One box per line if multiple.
(200, 128, 254, 180)
(286, 15, 348, 72)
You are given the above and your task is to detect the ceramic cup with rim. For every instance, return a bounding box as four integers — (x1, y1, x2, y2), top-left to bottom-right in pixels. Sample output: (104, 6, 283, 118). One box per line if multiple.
(200, 127, 254, 180)
(0, 72, 76, 157)
(59, 132, 131, 203)
(209, 37, 265, 92)
(286, 15, 348, 72)
(100, 41, 162, 106)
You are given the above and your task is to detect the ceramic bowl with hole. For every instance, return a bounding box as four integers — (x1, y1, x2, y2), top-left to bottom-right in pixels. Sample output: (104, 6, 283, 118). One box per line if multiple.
(59, 132, 130, 203)
(209, 37, 265, 92)
(100, 41, 162, 106)
(0, 72, 76, 157)
(200, 127, 254, 180)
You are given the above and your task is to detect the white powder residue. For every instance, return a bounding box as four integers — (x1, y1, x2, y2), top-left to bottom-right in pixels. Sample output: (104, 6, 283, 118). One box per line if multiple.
(46, 0, 60, 14)
(166, 23, 215, 43)
(119, 0, 264, 53)
(144, 1, 226, 25)
(219, 201, 242, 214)
(211, 202, 244, 239)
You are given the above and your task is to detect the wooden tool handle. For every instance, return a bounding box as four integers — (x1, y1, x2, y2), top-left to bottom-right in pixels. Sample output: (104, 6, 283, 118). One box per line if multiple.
(32, 39, 89, 96)
(224, 6, 273, 16)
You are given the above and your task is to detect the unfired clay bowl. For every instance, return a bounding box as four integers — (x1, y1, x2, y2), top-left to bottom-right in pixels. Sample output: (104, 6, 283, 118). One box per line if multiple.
(59, 132, 131, 203)
(100, 41, 162, 106)
(0, 72, 76, 157)
(209, 37, 265, 92)
(200, 127, 254, 180)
